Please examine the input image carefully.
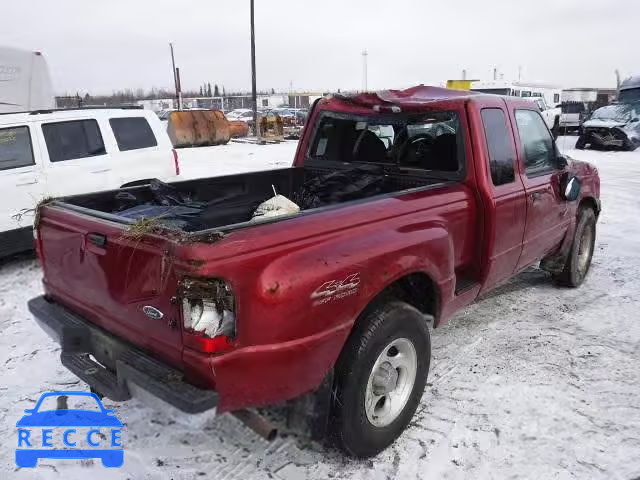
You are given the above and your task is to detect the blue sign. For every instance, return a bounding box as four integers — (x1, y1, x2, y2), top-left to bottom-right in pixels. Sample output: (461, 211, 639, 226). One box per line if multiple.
(15, 391, 124, 468)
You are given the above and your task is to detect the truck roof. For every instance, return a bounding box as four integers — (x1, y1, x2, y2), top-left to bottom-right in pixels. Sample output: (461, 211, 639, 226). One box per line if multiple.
(0, 106, 154, 125)
(326, 85, 479, 109)
(620, 76, 640, 91)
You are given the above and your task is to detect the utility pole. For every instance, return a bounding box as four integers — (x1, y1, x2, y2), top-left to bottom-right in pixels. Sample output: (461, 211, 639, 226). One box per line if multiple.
(169, 43, 181, 110)
(362, 50, 368, 92)
(518, 65, 522, 82)
(250, 0, 258, 137)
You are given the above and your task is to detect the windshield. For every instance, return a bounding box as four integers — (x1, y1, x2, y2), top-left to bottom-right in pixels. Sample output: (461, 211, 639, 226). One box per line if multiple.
(591, 104, 638, 122)
(308, 110, 463, 174)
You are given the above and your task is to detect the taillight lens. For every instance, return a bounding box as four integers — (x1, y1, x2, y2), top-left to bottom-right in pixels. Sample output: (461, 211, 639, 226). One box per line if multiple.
(172, 148, 180, 176)
(179, 278, 236, 353)
(33, 227, 44, 265)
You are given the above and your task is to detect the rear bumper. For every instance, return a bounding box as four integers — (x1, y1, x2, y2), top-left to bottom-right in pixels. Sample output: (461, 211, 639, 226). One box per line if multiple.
(28, 296, 218, 414)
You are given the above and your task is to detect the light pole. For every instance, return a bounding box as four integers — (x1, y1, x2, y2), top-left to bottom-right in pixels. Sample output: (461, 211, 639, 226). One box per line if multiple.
(362, 50, 368, 92)
(169, 43, 181, 110)
(250, 0, 258, 136)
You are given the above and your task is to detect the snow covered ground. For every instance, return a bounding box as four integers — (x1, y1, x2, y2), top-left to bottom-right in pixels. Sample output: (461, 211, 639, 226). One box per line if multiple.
(1, 137, 640, 479)
(176, 140, 297, 181)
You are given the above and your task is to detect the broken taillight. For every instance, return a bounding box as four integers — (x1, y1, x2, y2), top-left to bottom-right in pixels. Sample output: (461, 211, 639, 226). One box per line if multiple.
(179, 278, 236, 354)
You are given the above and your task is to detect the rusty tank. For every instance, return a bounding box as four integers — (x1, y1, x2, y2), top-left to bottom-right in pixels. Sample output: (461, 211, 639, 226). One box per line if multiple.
(167, 110, 231, 147)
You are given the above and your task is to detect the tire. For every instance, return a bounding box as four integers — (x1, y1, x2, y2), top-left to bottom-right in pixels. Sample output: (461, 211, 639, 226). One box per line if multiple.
(331, 301, 431, 457)
(575, 135, 587, 150)
(554, 208, 596, 287)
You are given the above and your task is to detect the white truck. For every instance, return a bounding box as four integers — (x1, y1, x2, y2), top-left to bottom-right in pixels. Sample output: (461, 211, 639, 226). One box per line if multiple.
(527, 97, 562, 135)
(0, 46, 55, 113)
(559, 89, 598, 132)
(0, 107, 180, 257)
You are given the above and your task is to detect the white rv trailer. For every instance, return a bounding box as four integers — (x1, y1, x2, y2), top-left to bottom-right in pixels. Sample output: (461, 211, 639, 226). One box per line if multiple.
(470, 80, 562, 109)
(0, 46, 55, 113)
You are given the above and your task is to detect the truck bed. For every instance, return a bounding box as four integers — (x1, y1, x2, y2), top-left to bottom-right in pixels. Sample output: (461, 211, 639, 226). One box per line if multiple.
(54, 164, 445, 234)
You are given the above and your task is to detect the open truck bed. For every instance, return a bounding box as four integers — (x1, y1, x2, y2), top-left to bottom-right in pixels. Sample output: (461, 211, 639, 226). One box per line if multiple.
(54, 164, 445, 236)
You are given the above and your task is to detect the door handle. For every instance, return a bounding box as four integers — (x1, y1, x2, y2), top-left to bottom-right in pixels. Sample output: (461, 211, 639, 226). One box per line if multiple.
(91, 169, 111, 174)
(87, 233, 107, 248)
(16, 180, 38, 186)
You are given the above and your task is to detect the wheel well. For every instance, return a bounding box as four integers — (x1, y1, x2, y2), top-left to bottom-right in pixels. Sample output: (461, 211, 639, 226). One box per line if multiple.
(363, 273, 438, 326)
(579, 197, 600, 218)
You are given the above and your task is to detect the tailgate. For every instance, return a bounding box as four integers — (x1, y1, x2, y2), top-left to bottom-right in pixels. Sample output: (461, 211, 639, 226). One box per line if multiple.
(37, 204, 184, 369)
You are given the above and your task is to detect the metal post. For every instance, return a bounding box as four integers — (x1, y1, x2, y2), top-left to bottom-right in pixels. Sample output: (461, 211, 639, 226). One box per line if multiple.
(362, 50, 368, 92)
(250, 0, 258, 138)
(175, 67, 183, 111)
(170, 43, 179, 110)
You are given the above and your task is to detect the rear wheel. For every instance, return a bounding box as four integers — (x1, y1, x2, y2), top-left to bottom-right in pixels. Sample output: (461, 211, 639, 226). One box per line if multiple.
(331, 301, 431, 457)
(554, 208, 596, 287)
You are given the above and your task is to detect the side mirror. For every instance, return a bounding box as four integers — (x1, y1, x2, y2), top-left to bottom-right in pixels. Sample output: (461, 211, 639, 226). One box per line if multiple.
(560, 174, 581, 202)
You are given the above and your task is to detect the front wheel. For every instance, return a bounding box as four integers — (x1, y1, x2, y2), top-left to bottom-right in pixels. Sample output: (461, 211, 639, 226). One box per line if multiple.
(575, 135, 587, 150)
(331, 301, 431, 457)
(554, 208, 596, 287)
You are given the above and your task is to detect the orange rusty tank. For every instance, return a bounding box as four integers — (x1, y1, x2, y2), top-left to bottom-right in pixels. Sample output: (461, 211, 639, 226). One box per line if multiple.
(167, 110, 231, 147)
(228, 120, 250, 138)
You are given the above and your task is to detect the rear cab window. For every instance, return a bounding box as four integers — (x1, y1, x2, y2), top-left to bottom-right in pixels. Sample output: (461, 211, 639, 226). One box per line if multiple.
(308, 110, 465, 179)
(109, 117, 158, 151)
(42, 120, 106, 162)
(0, 126, 35, 171)
(480, 109, 516, 186)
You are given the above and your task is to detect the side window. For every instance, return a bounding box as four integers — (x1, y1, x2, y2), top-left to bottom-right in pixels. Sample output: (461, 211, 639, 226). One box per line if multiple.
(553, 93, 560, 104)
(0, 126, 35, 171)
(109, 117, 158, 151)
(42, 120, 106, 162)
(515, 110, 556, 176)
(481, 109, 516, 186)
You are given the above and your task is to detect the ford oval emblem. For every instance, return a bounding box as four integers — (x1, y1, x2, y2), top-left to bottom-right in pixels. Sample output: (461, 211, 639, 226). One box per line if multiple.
(143, 306, 164, 320)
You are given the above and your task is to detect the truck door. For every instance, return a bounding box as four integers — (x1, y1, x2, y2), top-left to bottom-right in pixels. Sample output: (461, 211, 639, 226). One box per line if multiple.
(476, 106, 527, 292)
(0, 124, 43, 236)
(511, 108, 571, 270)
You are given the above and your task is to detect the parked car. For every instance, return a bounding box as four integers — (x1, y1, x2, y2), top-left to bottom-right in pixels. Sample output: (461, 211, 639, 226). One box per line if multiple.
(0, 107, 180, 257)
(576, 103, 640, 151)
(29, 85, 600, 458)
(225, 109, 254, 122)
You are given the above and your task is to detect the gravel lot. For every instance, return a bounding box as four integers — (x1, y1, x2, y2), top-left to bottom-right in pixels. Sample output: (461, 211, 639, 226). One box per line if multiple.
(1, 138, 639, 479)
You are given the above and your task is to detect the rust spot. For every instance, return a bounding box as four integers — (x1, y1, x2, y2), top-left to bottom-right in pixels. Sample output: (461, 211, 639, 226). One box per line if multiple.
(267, 282, 280, 295)
(228, 120, 250, 138)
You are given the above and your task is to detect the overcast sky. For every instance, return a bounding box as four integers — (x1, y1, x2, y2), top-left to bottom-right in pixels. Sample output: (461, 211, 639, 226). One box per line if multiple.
(4, 0, 637, 95)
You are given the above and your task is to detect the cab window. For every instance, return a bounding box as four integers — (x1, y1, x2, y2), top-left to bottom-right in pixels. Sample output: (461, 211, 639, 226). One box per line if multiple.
(515, 110, 556, 176)
(0, 126, 35, 170)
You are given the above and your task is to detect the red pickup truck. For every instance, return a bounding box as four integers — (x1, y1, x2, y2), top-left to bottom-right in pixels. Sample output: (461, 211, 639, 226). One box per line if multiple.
(29, 86, 600, 457)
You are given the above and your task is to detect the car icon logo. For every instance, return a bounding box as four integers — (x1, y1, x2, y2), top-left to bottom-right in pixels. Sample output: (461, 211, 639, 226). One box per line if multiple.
(142, 306, 164, 320)
(15, 391, 124, 468)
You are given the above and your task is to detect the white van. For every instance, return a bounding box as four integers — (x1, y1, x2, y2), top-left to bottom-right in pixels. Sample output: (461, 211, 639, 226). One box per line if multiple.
(0, 107, 180, 257)
(0, 46, 55, 113)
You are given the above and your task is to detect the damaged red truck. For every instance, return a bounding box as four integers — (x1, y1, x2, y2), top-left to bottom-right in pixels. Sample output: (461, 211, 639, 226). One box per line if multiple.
(29, 86, 600, 457)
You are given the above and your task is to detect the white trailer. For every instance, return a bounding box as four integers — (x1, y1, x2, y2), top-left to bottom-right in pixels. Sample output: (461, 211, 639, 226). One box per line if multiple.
(0, 46, 55, 113)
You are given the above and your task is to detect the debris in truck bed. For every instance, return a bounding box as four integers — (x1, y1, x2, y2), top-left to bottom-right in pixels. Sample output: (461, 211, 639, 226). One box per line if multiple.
(293, 164, 385, 209)
(252, 195, 300, 221)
